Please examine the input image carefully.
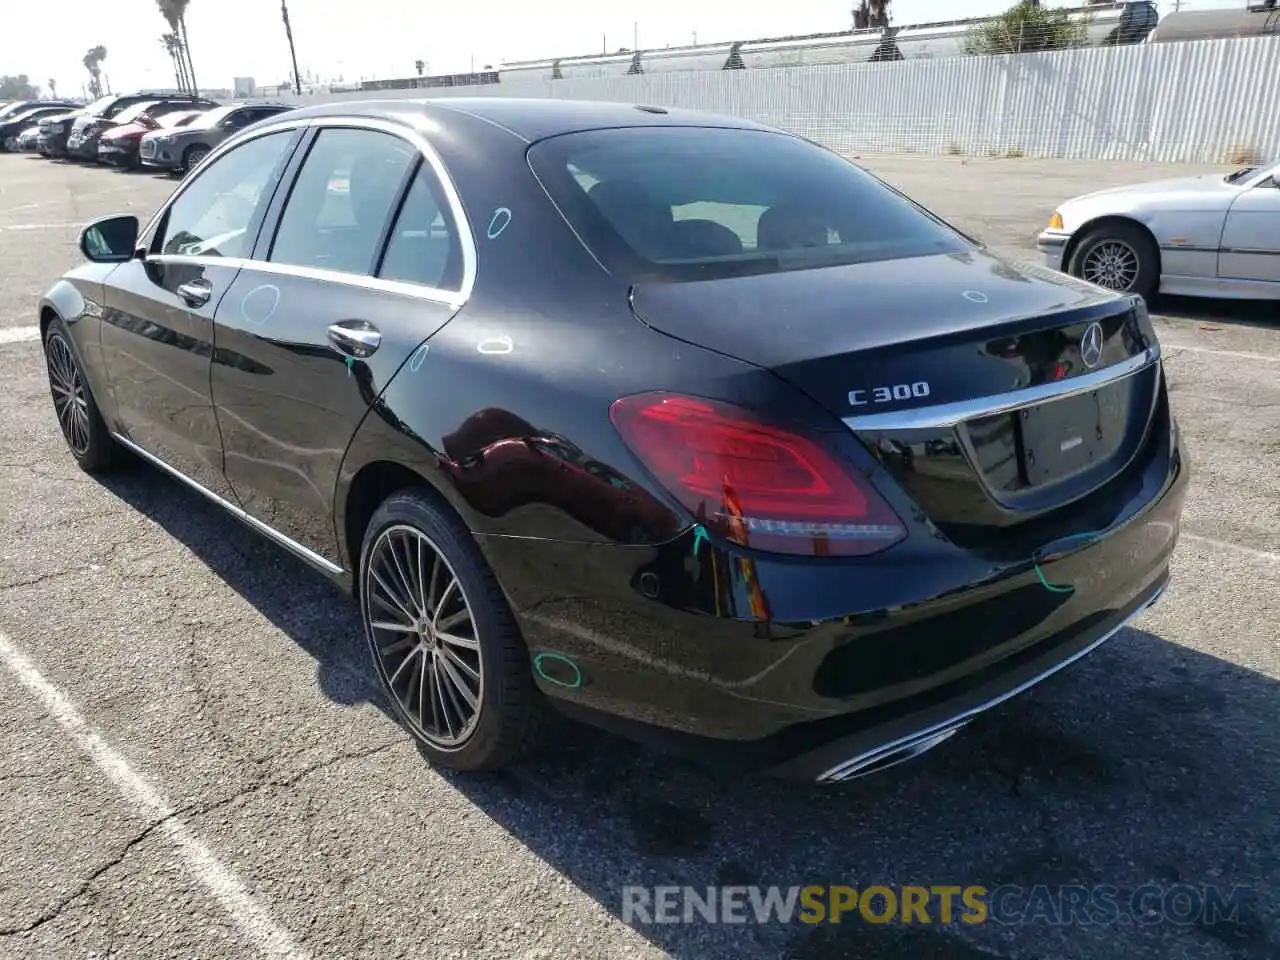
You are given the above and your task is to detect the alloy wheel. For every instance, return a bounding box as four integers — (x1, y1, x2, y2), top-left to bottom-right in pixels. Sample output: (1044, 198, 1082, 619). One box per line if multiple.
(1081, 239, 1139, 291)
(364, 524, 484, 749)
(46, 334, 91, 456)
(185, 148, 208, 174)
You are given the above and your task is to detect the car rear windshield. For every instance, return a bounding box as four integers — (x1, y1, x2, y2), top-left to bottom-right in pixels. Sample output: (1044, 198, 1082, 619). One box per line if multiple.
(527, 126, 969, 283)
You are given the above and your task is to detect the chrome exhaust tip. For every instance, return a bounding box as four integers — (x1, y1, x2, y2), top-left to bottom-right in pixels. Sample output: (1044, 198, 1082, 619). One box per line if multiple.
(816, 721, 970, 784)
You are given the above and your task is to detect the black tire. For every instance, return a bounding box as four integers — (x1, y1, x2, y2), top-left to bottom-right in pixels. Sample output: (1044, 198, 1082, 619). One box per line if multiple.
(42, 316, 118, 474)
(358, 488, 547, 772)
(182, 145, 209, 176)
(1067, 222, 1159, 301)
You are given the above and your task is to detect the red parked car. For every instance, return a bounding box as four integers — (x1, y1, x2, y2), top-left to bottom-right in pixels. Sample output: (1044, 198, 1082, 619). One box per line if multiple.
(96, 107, 210, 168)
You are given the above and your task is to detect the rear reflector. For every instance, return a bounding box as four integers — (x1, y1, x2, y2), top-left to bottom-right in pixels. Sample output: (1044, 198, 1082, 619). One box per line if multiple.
(609, 392, 906, 557)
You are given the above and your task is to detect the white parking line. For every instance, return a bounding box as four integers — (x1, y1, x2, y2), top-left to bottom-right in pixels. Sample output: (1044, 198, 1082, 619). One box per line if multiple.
(0, 630, 310, 960)
(1163, 343, 1280, 364)
(0, 327, 40, 346)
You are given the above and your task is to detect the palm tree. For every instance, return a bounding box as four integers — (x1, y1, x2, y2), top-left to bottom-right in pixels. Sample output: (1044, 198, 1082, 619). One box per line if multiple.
(161, 33, 189, 92)
(415, 60, 425, 76)
(853, 0, 891, 29)
(281, 0, 302, 95)
(155, 0, 198, 95)
(83, 46, 107, 98)
(48, 78, 57, 98)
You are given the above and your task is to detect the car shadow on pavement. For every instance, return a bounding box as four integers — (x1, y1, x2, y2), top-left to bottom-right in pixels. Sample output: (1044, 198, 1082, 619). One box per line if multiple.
(97, 465, 1278, 960)
(1151, 295, 1278, 331)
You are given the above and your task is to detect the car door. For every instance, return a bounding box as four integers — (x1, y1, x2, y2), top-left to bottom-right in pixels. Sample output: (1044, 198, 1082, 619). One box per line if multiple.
(1218, 174, 1280, 283)
(99, 125, 304, 500)
(210, 119, 470, 567)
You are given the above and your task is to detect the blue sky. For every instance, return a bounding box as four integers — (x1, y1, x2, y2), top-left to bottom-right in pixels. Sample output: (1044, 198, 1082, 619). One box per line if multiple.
(2, 0, 1237, 98)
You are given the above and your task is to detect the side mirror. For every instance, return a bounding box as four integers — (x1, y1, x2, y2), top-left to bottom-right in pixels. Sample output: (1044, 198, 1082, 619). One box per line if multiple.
(79, 215, 140, 263)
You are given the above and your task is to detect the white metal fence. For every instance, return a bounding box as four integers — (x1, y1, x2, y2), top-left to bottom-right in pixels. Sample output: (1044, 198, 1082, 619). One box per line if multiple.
(295, 35, 1280, 165)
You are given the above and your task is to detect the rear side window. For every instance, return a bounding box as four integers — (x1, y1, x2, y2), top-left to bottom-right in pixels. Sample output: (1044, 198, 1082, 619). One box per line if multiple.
(528, 126, 968, 282)
(269, 127, 416, 276)
(377, 165, 464, 292)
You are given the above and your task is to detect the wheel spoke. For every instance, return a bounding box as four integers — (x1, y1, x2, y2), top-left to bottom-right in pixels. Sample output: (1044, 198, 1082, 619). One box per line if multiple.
(438, 655, 472, 717)
(427, 557, 444, 615)
(439, 631, 479, 652)
(415, 536, 429, 615)
(416, 653, 429, 727)
(436, 607, 471, 634)
(432, 660, 455, 739)
(442, 646, 480, 684)
(388, 644, 421, 687)
(370, 620, 416, 635)
(377, 636, 416, 658)
(386, 534, 422, 618)
(370, 567, 416, 624)
(432, 578, 460, 628)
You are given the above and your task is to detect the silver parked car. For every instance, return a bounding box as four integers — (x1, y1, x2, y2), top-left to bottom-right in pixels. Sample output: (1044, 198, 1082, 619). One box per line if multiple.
(1038, 159, 1280, 301)
(138, 100, 295, 175)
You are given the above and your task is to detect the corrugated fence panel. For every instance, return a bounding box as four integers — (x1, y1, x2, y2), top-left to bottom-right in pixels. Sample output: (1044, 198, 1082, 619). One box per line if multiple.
(298, 36, 1280, 163)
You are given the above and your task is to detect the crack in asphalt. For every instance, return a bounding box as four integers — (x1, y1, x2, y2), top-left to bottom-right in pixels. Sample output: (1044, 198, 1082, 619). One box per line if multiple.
(0, 737, 403, 942)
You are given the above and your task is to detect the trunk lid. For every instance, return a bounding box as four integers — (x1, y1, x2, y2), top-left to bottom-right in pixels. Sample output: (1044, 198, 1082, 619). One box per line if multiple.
(629, 250, 1164, 555)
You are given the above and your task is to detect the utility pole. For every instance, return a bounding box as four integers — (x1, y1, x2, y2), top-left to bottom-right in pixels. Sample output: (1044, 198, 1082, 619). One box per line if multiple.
(282, 0, 302, 95)
(634, 21, 639, 50)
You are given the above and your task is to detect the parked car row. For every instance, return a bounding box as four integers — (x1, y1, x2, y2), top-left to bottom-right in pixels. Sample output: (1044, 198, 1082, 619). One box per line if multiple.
(0, 92, 297, 175)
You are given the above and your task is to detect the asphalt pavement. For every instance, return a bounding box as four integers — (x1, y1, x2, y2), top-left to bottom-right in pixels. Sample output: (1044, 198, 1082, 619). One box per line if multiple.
(0, 151, 1276, 960)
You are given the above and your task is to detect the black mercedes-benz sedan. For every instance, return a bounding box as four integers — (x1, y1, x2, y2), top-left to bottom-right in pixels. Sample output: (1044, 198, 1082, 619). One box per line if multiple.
(38, 98, 1187, 783)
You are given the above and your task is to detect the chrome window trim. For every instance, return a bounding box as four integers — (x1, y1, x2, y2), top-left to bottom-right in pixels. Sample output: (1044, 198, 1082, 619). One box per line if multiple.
(110, 432, 346, 576)
(137, 112, 476, 309)
(842, 344, 1162, 432)
(144, 254, 469, 307)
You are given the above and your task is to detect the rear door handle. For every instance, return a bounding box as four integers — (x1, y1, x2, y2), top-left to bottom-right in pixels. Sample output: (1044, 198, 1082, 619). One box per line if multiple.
(177, 280, 213, 308)
(327, 320, 381, 359)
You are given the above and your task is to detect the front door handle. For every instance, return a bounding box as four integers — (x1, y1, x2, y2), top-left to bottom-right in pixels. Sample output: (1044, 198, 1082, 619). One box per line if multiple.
(176, 279, 212, 308)
(327, 320, 381, 359)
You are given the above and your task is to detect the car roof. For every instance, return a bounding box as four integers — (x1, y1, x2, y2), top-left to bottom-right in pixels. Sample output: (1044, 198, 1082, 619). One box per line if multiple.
(272, 97, 777, 143)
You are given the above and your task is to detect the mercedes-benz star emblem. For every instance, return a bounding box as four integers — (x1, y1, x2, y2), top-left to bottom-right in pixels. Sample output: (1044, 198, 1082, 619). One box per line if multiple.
(1079, 322, 1105, 369)
(962, 290, 989, 303)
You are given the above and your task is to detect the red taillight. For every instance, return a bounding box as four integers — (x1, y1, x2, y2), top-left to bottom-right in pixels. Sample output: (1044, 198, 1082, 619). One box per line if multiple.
(609, 392, 907, 557)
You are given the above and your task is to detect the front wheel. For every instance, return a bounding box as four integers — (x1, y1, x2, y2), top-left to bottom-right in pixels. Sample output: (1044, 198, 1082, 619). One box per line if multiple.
(1067, 222, 1159, 301)
(358, 490, 547, 772)
(43, 316, 119, 473)
(182, 145, 210, 175)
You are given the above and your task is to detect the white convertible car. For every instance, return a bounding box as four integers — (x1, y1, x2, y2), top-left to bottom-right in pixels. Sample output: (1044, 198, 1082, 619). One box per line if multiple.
(1037, 159, 1280, 301)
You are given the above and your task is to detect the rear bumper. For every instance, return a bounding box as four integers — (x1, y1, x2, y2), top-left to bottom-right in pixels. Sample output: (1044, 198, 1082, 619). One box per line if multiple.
(97, 142, 138, 164)
(481, 392, 1188, 780)
(68, 137, 100, 160)
(772, 573, 1168, 781)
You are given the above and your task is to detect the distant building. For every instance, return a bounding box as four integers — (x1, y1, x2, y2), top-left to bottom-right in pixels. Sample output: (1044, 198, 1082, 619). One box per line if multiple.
(233, 77, 255, 97)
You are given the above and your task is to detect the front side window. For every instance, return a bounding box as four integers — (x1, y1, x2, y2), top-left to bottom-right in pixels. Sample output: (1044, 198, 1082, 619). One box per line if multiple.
(269, 127, 416, 276)
(528, 126, 969, 282)
(156, 130, 295, 258)
(377, 164, 464, 291)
